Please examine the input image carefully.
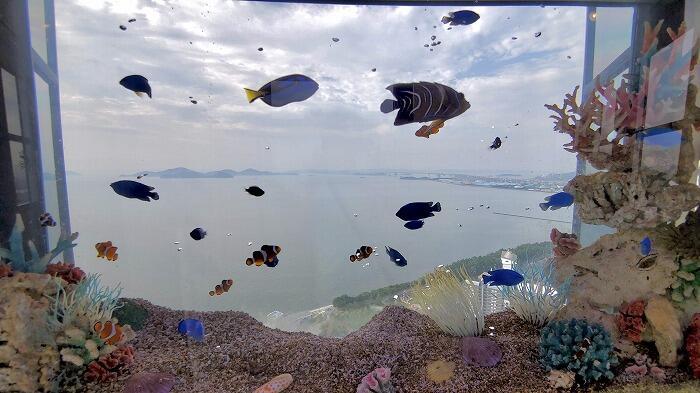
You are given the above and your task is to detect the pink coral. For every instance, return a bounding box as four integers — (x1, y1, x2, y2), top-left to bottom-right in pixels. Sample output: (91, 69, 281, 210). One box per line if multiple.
(686, 313, 700, 378)
(84, 345, 135, 383)
(0, 262, 13, 278)
(550, 228, 581, 259)
(45, 262, 85, 284)
(617, 300, 646, 343)
(357, 368, 394, 393)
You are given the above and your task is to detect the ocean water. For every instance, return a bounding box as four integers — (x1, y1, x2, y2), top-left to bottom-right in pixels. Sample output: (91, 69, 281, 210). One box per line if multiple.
(67, 174, 571, 320)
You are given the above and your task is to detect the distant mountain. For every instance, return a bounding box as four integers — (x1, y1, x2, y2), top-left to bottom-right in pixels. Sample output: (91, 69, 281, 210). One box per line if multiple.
(533, 171, 576, 182)
(123, 167, 285, 179)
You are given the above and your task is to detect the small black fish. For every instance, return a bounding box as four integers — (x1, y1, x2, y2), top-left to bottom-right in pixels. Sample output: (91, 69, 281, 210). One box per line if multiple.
(190, 228, 207, 241)
(371, 68, 377, 72)
(257, 47, 263, 51)
(119, 25, 127, 31)
(385, 246, 407, 267)
(190, 100, 197, 104)
(535, 32, 542, 37)
(119, 75, 152, 98)
(431, 35, 436, 40)
(110, 180, 159, 202)
(381, 82, 470, 126)
(332, 37, 340, 42)
(128, 18, 136, 23)
(489, 137, 502, 150)
(396, 201, 441, 221)
(245, 186, 265, 197)
(404, 220, 424, 230)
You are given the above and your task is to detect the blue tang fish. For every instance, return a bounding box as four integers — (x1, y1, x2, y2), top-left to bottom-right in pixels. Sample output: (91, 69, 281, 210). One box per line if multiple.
(441, 10, 480, 26)
(396, 201, 441, 221)
(178, 318, 204, 341)
(640, 236, 652, 256)
(110, 180, 159, 202)
(385, 246, 407, 267)
(404, 220, 424, 230)
(244, 74, 319, 107)
(119, 75, 152, 98)
(482, 269, 524, 287)
(539, 192, 574, 211)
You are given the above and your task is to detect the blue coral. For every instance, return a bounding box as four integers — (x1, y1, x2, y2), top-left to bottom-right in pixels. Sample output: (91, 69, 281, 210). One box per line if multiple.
(539, 319, 618, 385)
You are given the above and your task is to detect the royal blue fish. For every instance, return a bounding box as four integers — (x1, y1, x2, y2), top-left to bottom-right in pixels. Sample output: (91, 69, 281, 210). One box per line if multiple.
(177, 318, 204, 342)
(441, 10, 480, 26)
(385, 246, 407, 267)
(539, 192, 574, 211)
(404, 220, 424, 230)
(396, 201, 441, 221)
(640, 236, 652, 256)
(119, 75, 152, 98)
(482, 269, 524, 287)
(110, 180, 159, 202)
(244, 74, 318, 107)
(190, 228, 207, 241)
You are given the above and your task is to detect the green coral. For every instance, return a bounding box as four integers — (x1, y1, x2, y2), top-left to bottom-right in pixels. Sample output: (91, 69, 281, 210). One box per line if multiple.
(657, 209, 700, 259)
(669, 259, 700, 303)
(47, 273, 122, 330)
(0, 213, 78, 273)
(112, 299, 148, 331)
(539, 319, 618, 385)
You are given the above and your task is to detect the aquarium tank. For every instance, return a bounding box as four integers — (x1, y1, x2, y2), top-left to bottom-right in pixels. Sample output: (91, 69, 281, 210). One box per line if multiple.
(1, 0, 700, 392)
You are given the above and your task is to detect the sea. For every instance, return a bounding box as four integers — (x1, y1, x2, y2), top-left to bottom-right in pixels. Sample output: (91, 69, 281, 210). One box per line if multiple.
(66, 174, 572, 321)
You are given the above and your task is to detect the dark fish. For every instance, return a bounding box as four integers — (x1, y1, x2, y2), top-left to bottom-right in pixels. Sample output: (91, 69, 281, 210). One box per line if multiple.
(396, 201, 441, 221)
(489, 137, 502, 150)
(535, 32, 542, 37)
(190, 100, 197, 104)
(110, 180, 159, 201)
(350, 246, 373, 262)
(385, 246, 407, 267)
(431, 35, 436, 40)
(258, 47, 263, 51)
(441, 10, 480, 26)
(119, 25, 127, 31)
(404, 220, 424, 230)
(332, 37, 340, 42)
(177, 318, 204, 341)
(128, 18, 136, 23)
(511, 36, 518, 40)
(371, 68, 377, 72)
(245, 245, 282, 267)
(39, 212, 56, 227)
(380, 82, 470, 126)
(136, 173, 148, 179)
(119, 75, 152, 98)
(245, 186, 265, 197)
(190, 228, 207, 241)
(482, 269, 524, 286)
(244, 74, 318, 107)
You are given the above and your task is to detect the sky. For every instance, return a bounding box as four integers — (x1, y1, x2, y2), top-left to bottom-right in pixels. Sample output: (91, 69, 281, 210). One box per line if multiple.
(52, 0, 632, 176)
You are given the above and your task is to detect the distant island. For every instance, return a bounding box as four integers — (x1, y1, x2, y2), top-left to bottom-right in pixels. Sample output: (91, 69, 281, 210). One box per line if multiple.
(398, 171, 575, 193)
(123, 167, 292, 179)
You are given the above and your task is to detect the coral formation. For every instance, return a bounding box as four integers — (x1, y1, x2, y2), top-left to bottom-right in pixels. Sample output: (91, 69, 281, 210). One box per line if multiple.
(500, 257, 569, 327)
(45, 261, 86, 284)
(409, 266, 483, 336)
(113, 298, 149, 331)
(461, 336, 503, 367)
(0, 261, 13, 278)
(565, 171, 700, 230)
(657, 209, 700, 260)
(356, 368, 394, 393)
(686, 313, 700, 378)
(670, 259, 700, 303)
(123, 372, 178, 393)
(622, 353, 666, 382)
(617, 299, 647, 343)
(47, 273, 122, 330)
(425, 360, 455, 383)
(539, 319, 618, 385)
(83, 345, 135, 383)
(0, 273, 61, 393)
(547, 370, 575, 389)
(550, 228, 580, 259)
(645, 296, 682, 367)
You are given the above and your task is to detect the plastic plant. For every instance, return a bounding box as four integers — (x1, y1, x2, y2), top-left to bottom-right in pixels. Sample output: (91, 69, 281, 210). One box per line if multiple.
(657, 209, 700, 259)
(669, 259, 700, 303)
(47, 273, 123, 330)
(410, 266, 484, 337)
(499, 258, 570, 327)
(539, 319, 618, 385)
(0, 213, 78, 273)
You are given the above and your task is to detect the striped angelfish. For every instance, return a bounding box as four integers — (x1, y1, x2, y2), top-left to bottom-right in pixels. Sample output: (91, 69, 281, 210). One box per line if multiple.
(380, 82, 471, 126)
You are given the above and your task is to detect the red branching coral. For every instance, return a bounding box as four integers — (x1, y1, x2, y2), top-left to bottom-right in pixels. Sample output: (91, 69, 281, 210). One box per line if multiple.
(84, 345, 135, 383)
(0, 262, 13, 278)
(618, 300, 646, 343)
(550, 228, 581, 259)
(45, 262, 86, 284)
(686, 313, 700, 378)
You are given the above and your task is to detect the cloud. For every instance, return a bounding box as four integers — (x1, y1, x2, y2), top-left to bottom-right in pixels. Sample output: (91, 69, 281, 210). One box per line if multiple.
(55, 1, 591, 175)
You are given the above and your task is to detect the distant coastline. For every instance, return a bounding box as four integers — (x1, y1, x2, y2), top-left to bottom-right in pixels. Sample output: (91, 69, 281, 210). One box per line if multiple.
(121, 167, 295, 179)
(399, 171, 574, 193)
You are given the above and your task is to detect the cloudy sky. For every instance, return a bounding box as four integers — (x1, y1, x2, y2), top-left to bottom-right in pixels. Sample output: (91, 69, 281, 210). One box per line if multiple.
(53, 0, 633, 176)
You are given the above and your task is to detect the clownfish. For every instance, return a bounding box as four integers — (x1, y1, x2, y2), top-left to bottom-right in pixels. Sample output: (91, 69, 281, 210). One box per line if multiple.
(95, 241, 119, 262)
(93, 321, 124, 345)
(209, 279, 233, 296)
(350, 246, 373, 262)
(245, 245, 282, 268)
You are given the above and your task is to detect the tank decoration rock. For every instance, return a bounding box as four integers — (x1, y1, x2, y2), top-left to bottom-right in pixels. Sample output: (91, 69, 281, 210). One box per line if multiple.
(83, 344, 135, 383)
(546, 370, 575, 389)
(123, 372, 178, 393)
(113, 298, 149, 331)
(410, 266, 483, 336)
(550, 228, 580, 259)
(356, 368, 394, 393)
(425, 359, 455, 383)
(617, 299, 647, 343)
(669, 259, 700, 303)
(45, 261, 86, 284)
(645, 296, 683, 367)
(461, 336, 503, 367)
(565, 171, 700, 230)
(539, 319, 618, 385)
(686, 313, 700, 378)
(0, 273, 61, 393)
(657, 209, 700, 259)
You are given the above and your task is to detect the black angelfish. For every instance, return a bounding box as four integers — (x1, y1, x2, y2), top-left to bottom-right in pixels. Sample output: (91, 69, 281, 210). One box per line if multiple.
(385, 246, 408, 267)
(245, 186, 265, 197)
(489, 137, 502, 150)
(380, 82, 470, 126)
(110, 180, 159, 202)
(119, 75, 152, 98)
(396, 201, 441, 221)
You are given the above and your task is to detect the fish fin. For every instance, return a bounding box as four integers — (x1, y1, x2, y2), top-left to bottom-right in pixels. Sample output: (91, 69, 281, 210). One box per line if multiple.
(137, 196, 150, 202)
(135, 91, 144, 98)
(433, 202, 441, 212)
(539, 203, 549, 211)
(380, 99, 398, 114)
(441, 16, 452, 24)
(550, 205, 563, 211)
(244, 88, 263, 103)
(149, 192, 159, 200)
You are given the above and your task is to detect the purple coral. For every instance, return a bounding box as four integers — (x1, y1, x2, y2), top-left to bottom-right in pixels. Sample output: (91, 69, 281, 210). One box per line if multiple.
(356, 367, 394, 393)
(550, 228, 581, 259)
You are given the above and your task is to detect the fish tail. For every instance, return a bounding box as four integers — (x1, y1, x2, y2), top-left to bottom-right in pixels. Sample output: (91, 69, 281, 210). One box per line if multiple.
(149, 192, 159, 200)
(550, 205, 563, 211)
(539, 202, 549, 211)
(441, 16, 452, 24)
(380, 99, 398, 114)
(433, 202, 441, 212)
(244, 88, 263, 103)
